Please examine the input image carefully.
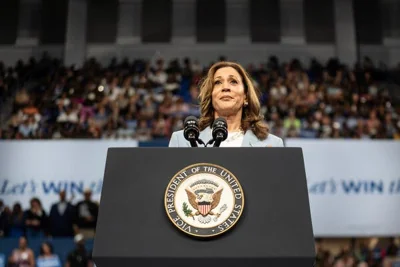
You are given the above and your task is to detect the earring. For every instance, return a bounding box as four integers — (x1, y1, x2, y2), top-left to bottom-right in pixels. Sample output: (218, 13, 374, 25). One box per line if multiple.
(244, 101, 248, 107)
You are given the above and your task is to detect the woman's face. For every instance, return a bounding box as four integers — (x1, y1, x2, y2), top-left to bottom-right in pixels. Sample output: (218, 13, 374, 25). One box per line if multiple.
(42, 243, 51, 254)
(31, 200, 40, 210)
(19, 237, 27, 249)
(211, 67, 247, 117)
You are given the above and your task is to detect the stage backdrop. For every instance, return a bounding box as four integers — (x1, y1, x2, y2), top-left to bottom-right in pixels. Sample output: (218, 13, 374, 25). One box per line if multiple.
(0, 140, 137, 212)
(0, 139, 399, 237)
(286, 139, 400, 237)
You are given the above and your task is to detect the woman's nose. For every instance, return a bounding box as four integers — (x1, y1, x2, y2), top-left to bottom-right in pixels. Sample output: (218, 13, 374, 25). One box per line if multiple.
(222, 87, 231, 92)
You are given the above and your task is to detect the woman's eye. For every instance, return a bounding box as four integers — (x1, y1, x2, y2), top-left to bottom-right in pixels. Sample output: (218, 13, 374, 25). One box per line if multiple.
(214, 81, 221, 85)
(231, 80, 238, 84)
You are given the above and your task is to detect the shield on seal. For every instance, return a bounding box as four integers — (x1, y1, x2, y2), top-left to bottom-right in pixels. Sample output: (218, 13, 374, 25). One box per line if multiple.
(198, 202, 211, 216)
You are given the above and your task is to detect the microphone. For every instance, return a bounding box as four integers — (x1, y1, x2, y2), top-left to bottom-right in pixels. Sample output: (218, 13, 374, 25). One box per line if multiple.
(183, 116, 201, 147)
(212, 118, 228, 147)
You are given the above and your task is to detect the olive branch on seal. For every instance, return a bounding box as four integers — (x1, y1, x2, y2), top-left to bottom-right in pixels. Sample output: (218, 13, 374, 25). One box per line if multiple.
(182, 202, 194, 220)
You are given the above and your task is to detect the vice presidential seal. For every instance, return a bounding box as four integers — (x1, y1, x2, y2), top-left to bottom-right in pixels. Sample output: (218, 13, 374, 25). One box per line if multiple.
(164, 163, 244, 237)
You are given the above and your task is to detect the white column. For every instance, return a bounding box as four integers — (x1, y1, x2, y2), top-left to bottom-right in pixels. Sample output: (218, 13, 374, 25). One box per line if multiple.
(172, 0, 196, 44)
(64, 0, 87, 68)
(16, 0, 41, 46)
(280, 0, 305, 45)
(116, 0, 142, 45)
(333, 0, 357, 66)
(225, 0, 250, 44)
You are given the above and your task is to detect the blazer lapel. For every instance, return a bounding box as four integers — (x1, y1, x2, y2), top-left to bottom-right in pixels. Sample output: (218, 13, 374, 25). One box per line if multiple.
(241, 130, 253, 147)
(241, 130, 263, 147)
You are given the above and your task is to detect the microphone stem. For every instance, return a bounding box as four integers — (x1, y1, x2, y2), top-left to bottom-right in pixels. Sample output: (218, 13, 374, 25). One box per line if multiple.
(213, 138, 222, 147)
(189, 139, 198, 147)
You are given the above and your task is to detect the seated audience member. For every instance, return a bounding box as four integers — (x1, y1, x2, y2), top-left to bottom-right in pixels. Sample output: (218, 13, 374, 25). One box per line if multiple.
(8, 236, 35, 267)
(36, 242, 62, 267)
(66, 234, 93, 267)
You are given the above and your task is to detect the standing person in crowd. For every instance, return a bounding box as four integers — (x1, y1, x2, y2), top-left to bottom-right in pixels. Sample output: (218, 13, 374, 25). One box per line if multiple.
(24, 198, 48, 238)
(8, 203, 25, 238)
(8, 236, 35, 267)
(49, 190, 77, 237)
(76, 189, 98, 239)
(0, 199, 8, 237)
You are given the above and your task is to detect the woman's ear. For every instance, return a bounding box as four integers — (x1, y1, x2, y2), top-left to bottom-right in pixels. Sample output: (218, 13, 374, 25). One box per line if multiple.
(244, 95, 248, 107)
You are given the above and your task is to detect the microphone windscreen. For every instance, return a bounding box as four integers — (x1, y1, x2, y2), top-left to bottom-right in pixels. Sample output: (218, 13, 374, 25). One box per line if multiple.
(213, 117, 227, 127)
(183, 116, 200, 140)
(184, 116, 198, 126)
(212, 117, 228, 141)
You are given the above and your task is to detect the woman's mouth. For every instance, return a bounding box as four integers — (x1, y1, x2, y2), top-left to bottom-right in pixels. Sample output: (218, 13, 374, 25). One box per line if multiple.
(220, 96, 233, 100)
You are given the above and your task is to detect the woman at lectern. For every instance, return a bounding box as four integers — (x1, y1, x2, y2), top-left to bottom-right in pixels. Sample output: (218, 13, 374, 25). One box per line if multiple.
(168, 61, 284, 147)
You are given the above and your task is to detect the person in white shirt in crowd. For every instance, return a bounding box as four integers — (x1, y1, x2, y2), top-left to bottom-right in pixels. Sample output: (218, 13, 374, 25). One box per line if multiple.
(8, 236, 35, 267)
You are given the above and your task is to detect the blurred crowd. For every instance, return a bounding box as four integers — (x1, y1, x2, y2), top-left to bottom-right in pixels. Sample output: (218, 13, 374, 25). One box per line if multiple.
(2, 196, 398, 267)
(0, 191, 97, 267)
(3, 235, 94, 267)
(0, 54, 400, 140)
(0, 191, 98, 240)
(1, 193, 400, 267)
(315, 238, 400, 267)
(0, 192, 399, 267)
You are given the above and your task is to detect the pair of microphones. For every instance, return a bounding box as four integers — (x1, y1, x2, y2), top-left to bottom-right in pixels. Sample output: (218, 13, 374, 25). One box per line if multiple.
(183, 116, 228, 147)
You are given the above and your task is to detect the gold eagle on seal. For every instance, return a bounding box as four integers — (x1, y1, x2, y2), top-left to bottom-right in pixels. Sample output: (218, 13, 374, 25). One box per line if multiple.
(185, 187, 223, 217)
